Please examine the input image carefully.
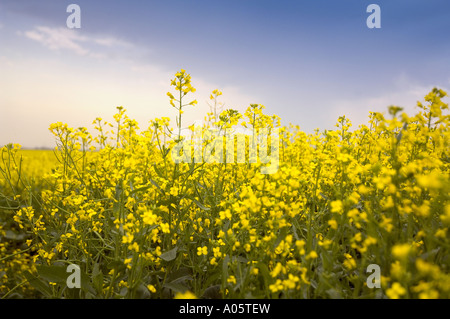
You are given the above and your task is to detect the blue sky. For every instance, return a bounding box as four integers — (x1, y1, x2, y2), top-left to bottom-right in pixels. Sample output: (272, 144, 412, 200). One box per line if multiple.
(1, 0, 449, 148)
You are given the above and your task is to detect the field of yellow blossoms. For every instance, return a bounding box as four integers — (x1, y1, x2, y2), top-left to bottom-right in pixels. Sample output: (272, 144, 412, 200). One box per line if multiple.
(1, 70, 449, 299)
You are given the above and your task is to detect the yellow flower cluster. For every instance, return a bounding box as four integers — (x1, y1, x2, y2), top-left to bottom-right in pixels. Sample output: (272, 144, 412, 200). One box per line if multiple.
(0, 72, 449, 299)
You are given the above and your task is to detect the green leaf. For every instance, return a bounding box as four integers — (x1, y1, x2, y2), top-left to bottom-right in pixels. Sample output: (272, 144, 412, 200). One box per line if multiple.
(256, 262, 271, 297)
(163, 267, 193, 295)
(202, 270, 221, 295)
(114, 179, 123, 200)
(162, 145, 170, 159)
(36, 265, 68, 284)
(92, 262, 100, 277)
(23, 271, 52, 297)
(202, 284, 221, 299)
(319, 192, 329, 200)
(92, 263, 104, 294)
(188, 162, 195, 174)
(80, 271, 95, 295)
(134, 283, 150, 299)
(222, 255, 230, 288)
(36, 264, 94, 295)
(159, 246, 178, 262)
(163, 281, 189, 294)
(152, 163, 165, 178)
(191, 198, 210, 211)
(107, 259, 127, 273)
(119, 287, 128, 297)
(129, 185, 152, 196)
(149, 178, 164, 194)
(167, 267, 192, 282)
(112, 202, 120, 217)
(326, 288, 343, 299)
(273, 227, 288, 250)
(233, 256, 248, 264)
(196, 182, 205, 189)
(5, 230, 26, 241)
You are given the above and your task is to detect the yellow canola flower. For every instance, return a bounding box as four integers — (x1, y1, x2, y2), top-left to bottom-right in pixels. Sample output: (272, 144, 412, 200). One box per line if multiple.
(330, 200, 343, 214)
(440, 204, 450, 226)
(386, 282, 407, 299)
(3, 73, 450, 300)
(416, 171, 443, 189)
(142, 210, 158, 225)
(328, 219, 338, 230)
(415, 259, 440, 277)
(175, 291, 197, 299)
(160, 223, 170, 233)
(392, 243, 413, 261)
(343, 254, 356, 270)
(197, 246, 208, 256)
(306, 251, 318, 260)
(227, 275, 237, 285)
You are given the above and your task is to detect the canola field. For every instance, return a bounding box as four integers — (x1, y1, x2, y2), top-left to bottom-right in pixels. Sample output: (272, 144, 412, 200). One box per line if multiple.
(1, 70, 449, 299)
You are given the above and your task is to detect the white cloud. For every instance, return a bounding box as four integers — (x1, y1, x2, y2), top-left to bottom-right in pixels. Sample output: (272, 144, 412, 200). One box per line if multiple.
(0, 49, 257, 148)
(3, 26, 259, 147)
(24, 26, 89, 55)
(94, 37, 132, 48)
(22, 26, 133, 58)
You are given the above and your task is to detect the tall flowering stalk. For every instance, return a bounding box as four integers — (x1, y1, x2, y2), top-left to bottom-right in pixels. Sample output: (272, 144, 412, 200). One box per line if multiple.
(167, 69, 197, 142)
